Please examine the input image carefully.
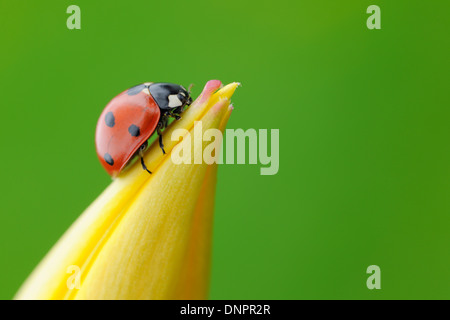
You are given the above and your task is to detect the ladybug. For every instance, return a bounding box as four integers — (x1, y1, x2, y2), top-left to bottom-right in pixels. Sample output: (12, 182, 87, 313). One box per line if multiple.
(95, 82, 193, 177)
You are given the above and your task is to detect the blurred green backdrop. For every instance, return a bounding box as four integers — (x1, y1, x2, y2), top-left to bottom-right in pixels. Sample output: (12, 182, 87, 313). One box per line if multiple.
(1, 1, 449, 299)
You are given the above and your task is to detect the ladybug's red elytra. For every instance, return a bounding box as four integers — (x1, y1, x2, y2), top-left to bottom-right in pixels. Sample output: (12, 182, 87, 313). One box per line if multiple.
(95, 82, 193, 177)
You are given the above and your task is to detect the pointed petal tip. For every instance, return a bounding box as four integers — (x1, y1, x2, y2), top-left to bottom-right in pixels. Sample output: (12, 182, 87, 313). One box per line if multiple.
(197, 80, 223, 104)
(214, 82, 240, 101)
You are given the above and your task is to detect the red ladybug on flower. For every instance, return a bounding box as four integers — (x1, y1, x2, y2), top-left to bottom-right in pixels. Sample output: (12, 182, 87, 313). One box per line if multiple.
(95, 82, 192, 177)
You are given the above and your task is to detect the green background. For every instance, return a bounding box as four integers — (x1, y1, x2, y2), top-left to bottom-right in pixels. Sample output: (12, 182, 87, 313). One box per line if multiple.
(0, 1, 449, 299)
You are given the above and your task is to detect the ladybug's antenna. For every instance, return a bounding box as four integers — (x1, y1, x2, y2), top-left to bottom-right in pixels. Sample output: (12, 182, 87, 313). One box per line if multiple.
(188, 83, 194, 94)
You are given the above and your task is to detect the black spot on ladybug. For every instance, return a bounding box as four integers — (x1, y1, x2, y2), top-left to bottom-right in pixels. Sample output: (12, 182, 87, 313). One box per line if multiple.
(104, 153, 114, 166)
(128, 124, 140, 137)
(105, 112, 115, 127)
(127, 84, 146, 96)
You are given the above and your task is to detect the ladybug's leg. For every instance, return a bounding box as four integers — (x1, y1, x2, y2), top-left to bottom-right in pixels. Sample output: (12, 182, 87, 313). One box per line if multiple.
(139, 145, 152, 174)
(157, 126, 166, 155)
(170, 106, 183, 120)
(140, 157, 152, 174)
(156, 117, 167, 155)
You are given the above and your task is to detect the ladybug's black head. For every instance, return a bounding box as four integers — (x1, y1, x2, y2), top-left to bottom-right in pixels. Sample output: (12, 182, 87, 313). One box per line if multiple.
(149, 83, 193, 111)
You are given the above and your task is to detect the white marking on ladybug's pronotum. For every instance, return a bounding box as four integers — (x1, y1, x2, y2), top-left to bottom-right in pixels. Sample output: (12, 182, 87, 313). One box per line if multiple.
(142, 82, 153, 95)
(168, 94, 182, 108)
(179, 91, 186, 97)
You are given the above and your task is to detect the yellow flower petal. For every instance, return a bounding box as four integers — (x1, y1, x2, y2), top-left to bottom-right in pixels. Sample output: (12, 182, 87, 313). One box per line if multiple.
(15, 81, 238, 300)
(174, 106, 233, 300)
